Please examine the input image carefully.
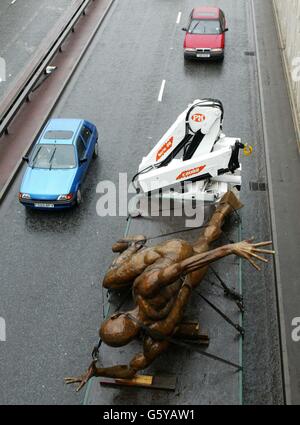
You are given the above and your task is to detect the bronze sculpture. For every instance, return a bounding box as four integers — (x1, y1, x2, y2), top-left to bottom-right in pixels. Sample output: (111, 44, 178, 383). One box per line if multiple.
(65, 191, 274, 391)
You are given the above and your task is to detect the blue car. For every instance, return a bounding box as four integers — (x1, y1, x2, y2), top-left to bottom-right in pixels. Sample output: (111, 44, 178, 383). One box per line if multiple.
(19, 118, 98, 209)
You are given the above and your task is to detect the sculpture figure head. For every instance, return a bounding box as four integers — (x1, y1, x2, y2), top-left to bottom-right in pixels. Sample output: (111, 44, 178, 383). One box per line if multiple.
(99, 312, 140, 347)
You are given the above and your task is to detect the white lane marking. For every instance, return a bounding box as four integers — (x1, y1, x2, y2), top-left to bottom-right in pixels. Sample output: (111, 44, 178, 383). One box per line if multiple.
(176, 12, 182, 24)
(0, 317, 6, 342)
(11, 0, 17, 4)
(158, 80, 166, 102)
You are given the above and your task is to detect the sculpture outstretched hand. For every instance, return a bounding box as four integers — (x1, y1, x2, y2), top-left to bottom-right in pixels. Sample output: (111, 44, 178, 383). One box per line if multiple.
(65, 191, 274, 391)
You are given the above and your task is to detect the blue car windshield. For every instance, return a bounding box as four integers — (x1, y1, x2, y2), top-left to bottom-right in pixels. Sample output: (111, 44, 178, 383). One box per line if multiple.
(188, 19, 221, 35)
(29, 144, 76, 169)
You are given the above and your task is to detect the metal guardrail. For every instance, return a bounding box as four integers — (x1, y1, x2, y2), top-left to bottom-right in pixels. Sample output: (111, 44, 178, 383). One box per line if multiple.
(0, 0, 94, 137)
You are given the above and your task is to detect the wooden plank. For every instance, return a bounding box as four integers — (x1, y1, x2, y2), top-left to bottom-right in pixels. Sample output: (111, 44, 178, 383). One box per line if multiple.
(100, 375, 177, 391)
(175, 321, 209, 340)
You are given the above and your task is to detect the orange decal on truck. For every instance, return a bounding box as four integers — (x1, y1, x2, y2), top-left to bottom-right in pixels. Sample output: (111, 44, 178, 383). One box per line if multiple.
(176, 165, 206, 181)
(156, 136, 174, 161)
(192, 113, 206, 123)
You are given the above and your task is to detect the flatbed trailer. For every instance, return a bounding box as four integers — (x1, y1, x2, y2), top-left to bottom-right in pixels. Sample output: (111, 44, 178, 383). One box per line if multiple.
(84, 208, 243, 405)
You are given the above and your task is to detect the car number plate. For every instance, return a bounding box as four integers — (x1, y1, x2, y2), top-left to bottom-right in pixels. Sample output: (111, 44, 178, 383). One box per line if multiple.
(197, 53, 210, 58)
(34, 203, 54, 208)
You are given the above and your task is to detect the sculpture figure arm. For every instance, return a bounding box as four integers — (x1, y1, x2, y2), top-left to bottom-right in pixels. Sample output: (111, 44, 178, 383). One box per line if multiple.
(172, 240, 274, 276)
(137, 240, 274, 298)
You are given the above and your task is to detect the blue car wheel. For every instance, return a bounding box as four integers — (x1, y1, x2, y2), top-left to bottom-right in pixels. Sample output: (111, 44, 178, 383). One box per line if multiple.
(93, 141, 98, 159)
(76, 188, 82, 206)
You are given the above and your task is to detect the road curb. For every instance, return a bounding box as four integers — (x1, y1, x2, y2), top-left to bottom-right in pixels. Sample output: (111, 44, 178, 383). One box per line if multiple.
(250, 0, 291, 405)
(0, 0, 116, 204)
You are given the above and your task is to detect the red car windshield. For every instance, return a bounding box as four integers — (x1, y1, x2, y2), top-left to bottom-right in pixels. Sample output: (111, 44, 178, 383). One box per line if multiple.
(188, 19, 221, 35)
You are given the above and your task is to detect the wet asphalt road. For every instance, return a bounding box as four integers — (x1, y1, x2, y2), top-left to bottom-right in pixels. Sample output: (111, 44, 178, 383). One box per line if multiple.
(0, 0, 283, 404)
(0, 0, 74, 100)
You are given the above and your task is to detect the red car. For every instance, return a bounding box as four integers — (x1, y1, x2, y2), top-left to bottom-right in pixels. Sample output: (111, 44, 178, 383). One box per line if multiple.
(183, 6, 228, 61)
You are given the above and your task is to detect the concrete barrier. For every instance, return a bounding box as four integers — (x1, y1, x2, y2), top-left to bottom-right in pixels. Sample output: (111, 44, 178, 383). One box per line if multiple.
(273, 0, 300, 151)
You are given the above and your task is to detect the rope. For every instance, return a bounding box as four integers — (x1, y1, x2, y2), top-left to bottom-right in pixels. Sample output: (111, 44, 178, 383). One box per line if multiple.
(195, 291, 244, 337)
